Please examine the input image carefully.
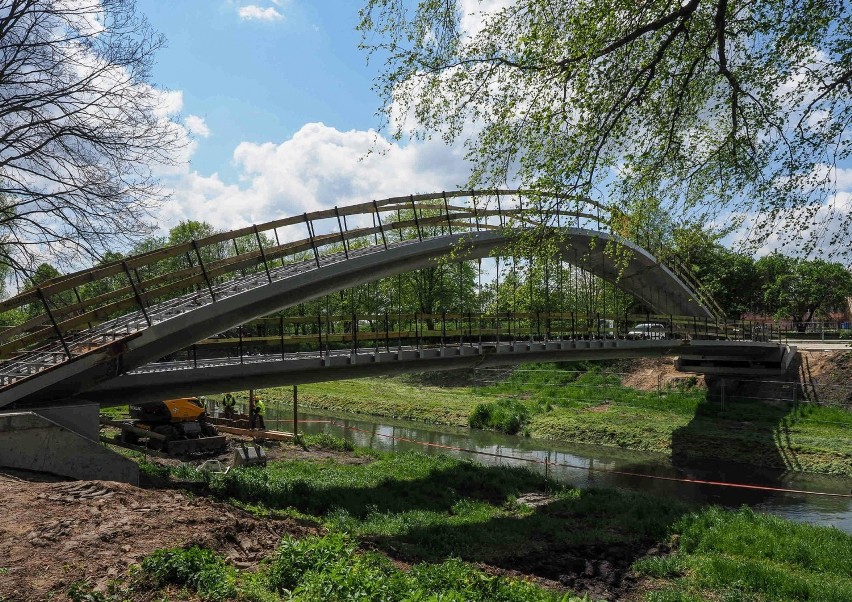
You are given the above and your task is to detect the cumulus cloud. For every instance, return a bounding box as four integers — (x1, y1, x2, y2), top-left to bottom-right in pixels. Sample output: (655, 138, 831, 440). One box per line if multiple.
(158, 122, 473, 232)
(184, 115, 211, 138)
(237, 5, 284, 21)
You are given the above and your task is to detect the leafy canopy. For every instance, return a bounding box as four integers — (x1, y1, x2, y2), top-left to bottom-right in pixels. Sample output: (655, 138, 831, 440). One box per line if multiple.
(359, 0, 852, 255)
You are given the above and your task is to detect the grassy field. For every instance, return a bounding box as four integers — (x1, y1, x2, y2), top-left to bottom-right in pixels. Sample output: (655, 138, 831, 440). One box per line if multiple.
(125, 443, 852, 602)
(261, 364, 852, 477)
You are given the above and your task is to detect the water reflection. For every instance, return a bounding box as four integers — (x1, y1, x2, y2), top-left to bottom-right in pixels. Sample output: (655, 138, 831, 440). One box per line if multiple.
(265, 405, 852, 533)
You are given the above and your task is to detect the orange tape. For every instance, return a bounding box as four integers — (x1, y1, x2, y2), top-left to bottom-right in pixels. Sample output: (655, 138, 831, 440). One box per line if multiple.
(333, 422, 852, 498)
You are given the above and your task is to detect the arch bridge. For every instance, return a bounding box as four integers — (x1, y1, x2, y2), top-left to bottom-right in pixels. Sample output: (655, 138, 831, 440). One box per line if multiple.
(0, 190, 784, 411)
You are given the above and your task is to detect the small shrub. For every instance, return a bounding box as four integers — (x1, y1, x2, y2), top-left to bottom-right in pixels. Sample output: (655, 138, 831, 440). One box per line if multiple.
(67, 581, 108, 602)
(266, 533, 355, 593)
(301, 433, 354, 451)
(469, 398, 530, 434)
(290, 550, 406, 601)
(137, 459, 170, 479)
(140, 546, 236, 601)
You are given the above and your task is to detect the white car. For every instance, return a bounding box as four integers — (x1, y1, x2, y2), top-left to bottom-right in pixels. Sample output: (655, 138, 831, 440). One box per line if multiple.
(627, 323, 668, 340)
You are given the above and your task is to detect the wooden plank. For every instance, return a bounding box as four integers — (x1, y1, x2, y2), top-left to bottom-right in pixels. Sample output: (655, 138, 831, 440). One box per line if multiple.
(215, 425, 293, 441)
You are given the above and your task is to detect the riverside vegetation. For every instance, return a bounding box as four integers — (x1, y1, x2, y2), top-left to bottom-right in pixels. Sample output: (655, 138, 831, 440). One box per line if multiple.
(106, 437, 852, 601)
(266, 362, 852, 477)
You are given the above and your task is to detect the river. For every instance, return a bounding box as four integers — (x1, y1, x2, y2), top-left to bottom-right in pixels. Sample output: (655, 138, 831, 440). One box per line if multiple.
(260, 405, 852, 533)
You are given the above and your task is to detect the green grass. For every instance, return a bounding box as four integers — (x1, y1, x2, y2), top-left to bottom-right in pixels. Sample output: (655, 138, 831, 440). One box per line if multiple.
(273, 378, 484, 425)
(206, 450, 689, 567)
(634, 507, 852, 601)
(268, 364, 852, 476)
(133, 535, 588, 601)
(128, 445, 852, 602)
(140, 546, 237, 601)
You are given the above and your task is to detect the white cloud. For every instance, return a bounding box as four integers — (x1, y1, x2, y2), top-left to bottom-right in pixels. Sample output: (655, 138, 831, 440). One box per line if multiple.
(459, 0, 511, 39)
(238, 5, 283, 21)
(158, 122, 473, 232)
(184, 115, 211, 138)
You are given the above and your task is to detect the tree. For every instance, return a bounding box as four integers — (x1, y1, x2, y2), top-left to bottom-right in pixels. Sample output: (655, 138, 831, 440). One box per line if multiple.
(360, 1, 852, 254)
(0, 0, 183, 276)
(758, 256, 852, 328)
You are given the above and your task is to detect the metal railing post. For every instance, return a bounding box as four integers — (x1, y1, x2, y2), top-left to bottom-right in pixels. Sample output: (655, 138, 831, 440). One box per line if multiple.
(122, 261, 152, 326)
(334, 207, 349, 259)
(37, 288, 71, 359)
(72, 286, 93, 330)
(253, 225, 273, 283)
(385, 312, 390, 352)
(238, 324, 244, 364)
(373, 201, 388, 249)
(304, 213, 321, 268)
(442, 191, 453, 234)
(410, 195, 423, 241)
(472, 190, 480, 230)
(191, 241, 217, 302)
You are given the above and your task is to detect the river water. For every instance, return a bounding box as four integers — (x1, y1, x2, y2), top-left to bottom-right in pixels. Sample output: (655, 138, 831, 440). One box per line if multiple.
(262, 405, 852, 533)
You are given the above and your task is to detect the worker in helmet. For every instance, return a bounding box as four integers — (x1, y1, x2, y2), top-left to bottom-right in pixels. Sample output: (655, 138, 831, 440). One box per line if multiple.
(222, 392, 237, 419)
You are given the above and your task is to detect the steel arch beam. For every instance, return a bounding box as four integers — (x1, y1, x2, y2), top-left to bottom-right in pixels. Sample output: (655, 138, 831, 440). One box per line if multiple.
(0, 228, 712, 408)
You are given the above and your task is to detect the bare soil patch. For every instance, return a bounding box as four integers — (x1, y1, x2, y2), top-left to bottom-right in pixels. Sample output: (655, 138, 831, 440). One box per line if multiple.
(0, 471, 318, 602)
(618, 357, 704, 391)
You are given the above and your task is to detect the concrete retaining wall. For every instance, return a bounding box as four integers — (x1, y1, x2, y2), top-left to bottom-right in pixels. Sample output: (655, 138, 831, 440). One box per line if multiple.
(0, 412, 139, 484)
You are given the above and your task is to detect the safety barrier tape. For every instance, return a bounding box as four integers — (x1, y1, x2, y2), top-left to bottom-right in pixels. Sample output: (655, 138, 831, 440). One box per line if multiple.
(331, 422, 852, 498)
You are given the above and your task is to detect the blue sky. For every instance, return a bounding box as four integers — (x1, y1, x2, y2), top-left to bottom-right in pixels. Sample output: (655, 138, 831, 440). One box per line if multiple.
(133, 1, 475, 232)
(129, 1, 852, 259)
(138, 1, 380, 180)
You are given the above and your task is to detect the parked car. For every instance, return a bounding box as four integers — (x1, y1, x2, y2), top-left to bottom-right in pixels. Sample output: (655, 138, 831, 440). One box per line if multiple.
(627, 323, 668, 340)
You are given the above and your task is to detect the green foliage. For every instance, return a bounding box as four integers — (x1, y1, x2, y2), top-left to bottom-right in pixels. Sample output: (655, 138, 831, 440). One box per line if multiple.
(137, 459, 171, 479)
(360, 0, 852, 254)
(633, 507, 852, 601)
(757, 254, 852, 323)
(140, 546, 237, 601)
(632, 554, 687, 579)
(300, 433, 355, 451)
(469, 398, 531, 435)
(269, 534, 582, 601)
(267, 533, 356, 592)
(67, 581, 109, 602)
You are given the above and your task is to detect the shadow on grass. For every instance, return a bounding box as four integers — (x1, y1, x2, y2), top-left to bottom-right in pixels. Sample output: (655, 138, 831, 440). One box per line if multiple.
(668, 359, 806, 502)
(212, 456, 691, 598)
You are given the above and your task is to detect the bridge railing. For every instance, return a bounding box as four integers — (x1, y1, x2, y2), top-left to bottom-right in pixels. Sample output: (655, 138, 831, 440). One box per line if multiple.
(0, 190, 724, 390)
(152, 312, 777, 369)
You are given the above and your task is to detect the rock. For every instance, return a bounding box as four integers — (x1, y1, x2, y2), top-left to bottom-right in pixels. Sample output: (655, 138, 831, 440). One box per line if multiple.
(558, 574, 575, 586)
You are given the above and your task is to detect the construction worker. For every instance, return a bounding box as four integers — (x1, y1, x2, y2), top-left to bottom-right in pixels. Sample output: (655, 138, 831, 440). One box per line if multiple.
(222, 392, 237, 419)
(250, 394, 266, 430)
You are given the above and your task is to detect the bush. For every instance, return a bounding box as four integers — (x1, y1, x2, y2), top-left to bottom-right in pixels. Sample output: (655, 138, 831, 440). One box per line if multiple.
(140, 546, 236, 601)
(266, 533, 355, 592)
(469, 398, 531, 435)
(300, 433, 354, 451)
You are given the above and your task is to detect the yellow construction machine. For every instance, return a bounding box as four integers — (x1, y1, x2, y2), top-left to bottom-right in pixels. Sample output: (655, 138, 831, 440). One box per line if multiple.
(117, 397, 227, 455)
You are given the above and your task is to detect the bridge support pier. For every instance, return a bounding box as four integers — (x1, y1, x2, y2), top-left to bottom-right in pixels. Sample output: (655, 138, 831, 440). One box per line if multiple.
(0, 402, 139, 485)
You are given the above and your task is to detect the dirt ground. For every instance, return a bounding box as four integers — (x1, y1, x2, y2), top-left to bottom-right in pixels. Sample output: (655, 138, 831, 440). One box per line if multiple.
(0, 468, 318, 602)
(619, 350, 852, 397)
